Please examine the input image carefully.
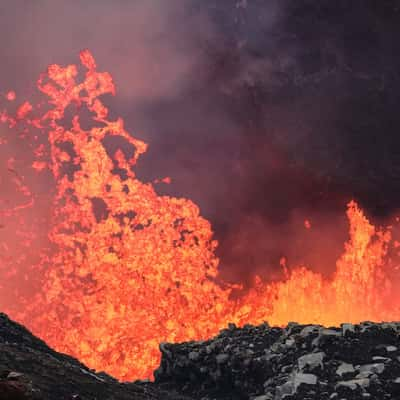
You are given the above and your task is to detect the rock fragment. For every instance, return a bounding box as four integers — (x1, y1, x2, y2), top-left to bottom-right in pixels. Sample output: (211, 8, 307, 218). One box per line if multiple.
(336, 362, 355, 377)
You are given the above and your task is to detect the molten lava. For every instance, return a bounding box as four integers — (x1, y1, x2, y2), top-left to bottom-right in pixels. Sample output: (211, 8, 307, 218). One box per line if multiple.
(1, 51, 400, 380)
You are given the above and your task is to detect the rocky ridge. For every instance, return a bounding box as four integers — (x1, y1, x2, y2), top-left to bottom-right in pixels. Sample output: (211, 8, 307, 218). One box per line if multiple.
(155, 321, 400, 399)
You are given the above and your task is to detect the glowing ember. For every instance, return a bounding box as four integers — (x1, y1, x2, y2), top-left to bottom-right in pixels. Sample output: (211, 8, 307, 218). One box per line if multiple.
(1, 51, 400, 381)
(6, 91, 16, 101)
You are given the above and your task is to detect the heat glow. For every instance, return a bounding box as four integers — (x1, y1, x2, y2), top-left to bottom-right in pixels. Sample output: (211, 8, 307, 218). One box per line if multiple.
(1, 51, 400, 380)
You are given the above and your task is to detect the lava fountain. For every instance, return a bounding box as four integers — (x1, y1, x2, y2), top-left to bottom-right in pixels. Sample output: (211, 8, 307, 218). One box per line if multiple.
(1, 51, 400, 380)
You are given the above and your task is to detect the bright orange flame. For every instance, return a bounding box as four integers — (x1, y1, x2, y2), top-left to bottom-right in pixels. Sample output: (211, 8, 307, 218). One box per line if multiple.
(1, 51, 400, 381)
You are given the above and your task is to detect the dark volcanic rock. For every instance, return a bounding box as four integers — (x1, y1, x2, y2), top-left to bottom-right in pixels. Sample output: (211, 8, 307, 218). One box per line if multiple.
(155, 322, 400, 400)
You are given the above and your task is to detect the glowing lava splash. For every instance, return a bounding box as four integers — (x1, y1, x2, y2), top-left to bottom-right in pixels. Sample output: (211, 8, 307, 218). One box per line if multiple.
(1, 51, 400, 380)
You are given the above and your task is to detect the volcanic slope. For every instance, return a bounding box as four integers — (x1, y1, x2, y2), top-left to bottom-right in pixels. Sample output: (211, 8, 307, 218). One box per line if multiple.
(0, 313, 189, 400)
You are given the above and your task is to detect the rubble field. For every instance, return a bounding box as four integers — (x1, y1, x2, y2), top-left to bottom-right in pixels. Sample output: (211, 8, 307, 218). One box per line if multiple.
(155, 321, 400, 400)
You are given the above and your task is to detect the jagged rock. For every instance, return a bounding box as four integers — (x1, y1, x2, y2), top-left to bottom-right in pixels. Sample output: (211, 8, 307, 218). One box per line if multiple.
(297, 352, 324, 372)
(156, 321, 400, 399)
(292, 372, 317, 390)
(188, 352, 199, 361)
(216, 354, 229, 364)
(341, 323, 355, 336)
(358, 363, 385, 375)
(0, 378, 33, 400)
(335, 378, 370, 390)
(336, 362, 355, 377)
(299, 326, 321, 338)
(274, 381, 293, 399)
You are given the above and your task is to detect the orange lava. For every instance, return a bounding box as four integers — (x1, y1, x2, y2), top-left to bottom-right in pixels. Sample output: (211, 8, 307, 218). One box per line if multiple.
(1, 51, 400, 381)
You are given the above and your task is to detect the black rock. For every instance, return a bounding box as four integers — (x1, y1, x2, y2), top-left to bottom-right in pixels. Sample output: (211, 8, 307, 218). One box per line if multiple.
(155, 322, 400, 400)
